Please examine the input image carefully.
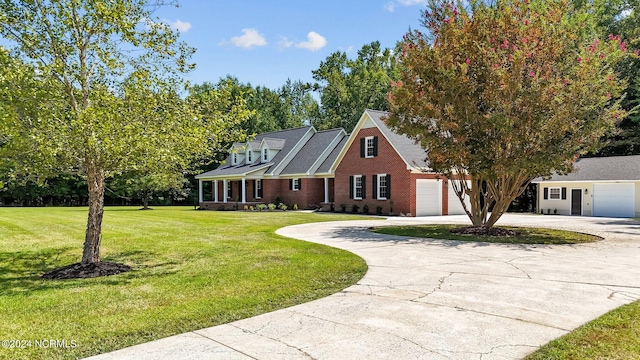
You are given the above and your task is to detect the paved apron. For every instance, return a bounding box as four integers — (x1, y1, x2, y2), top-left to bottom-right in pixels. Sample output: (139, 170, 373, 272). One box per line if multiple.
(88, 214, 640, 360)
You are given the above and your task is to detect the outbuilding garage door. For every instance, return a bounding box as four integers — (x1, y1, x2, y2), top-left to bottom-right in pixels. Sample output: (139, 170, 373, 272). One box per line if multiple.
(416, 179, 442, 216)
(448, 181, 471, 215)
(593, 183, 634, 218)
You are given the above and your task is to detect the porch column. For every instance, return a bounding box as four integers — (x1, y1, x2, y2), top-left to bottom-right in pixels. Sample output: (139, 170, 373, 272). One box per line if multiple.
(324, 178, 329, 203)
(241, 177, 246, 203)
(214, 180, 218, 203)
(198, 180, 203, 203)
(223, 179, 228, 203)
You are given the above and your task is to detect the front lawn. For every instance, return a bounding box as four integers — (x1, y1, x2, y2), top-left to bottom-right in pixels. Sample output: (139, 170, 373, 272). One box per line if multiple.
(372, 224, 601, 244)
(0, 207, 368, 360)
(526, 300, 640, 359)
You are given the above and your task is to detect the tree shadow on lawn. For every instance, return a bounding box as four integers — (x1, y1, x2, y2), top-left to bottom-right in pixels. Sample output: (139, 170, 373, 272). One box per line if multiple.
(0, 249, 181, 296)
(325, 226, 561, 252)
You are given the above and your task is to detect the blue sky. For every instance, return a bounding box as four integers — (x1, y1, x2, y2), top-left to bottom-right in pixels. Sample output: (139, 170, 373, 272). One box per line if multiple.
(155, 0, 428, 89)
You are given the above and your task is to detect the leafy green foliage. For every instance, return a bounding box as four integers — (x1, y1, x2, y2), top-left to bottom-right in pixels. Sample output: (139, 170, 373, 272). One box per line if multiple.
(388, 0, 629, 227)
(313, 41, 399, 131)
(0, 0, 251, 264)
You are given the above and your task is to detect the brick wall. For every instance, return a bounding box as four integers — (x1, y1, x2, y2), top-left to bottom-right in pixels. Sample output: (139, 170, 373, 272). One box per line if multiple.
(335, 127, 419, 215)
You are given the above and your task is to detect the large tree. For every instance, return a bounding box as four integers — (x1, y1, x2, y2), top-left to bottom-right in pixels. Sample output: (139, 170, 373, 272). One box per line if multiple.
(0, 0, 250, 271)
(387, 0, 629, 227)
(313, 41, 398, 132)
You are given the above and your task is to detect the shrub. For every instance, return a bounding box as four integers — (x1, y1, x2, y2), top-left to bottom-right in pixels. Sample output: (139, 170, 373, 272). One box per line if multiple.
(340, 204, 346, 213)
(351, 204, 359, 213)
(268, 203, 277, 211)
(362, 205, 369, 214)
(278, 203, 287, 211)
(376, 206, 383, 215)
(249, 206, 254, 211)
(243, 205, 249, 211)
(293, 204, 298, 210)
(256, 204, 268, 211)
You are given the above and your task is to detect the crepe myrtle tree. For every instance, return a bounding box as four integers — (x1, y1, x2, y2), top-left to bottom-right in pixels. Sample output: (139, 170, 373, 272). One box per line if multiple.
(387, 0, 630, 227)
(0, 0, 250, 267)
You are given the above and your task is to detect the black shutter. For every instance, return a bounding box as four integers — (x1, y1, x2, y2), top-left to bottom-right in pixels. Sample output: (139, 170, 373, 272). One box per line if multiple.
(229, 181, 233, 198)
(349, 176, 354, 199)
(543, 188, 548, 200)
(259, 180, 263, 198)
(253, 180, 256, 198)
(289, 179, 293, 190)
(561, 187, 567, 200)
(362, 176, 366, 199)
(386, 174, 391, 198)
(298, 178, 302, 190)
(373, 136, 378, 157)
(372, 175, 378, 200)
(360, 138, 365, 158)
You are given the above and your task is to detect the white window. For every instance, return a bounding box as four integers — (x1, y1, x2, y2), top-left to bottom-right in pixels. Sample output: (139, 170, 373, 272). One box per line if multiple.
(232, 153, 238, 165)
(354, 175, 363, 199)
(263, 148, 269, 162)
(247, 150, 252, 163)
(365, 136, 375, 158)
(549, 187, 561, 200)
(292, 178, 301, 191)
(377, 174, 388, 200)
(227, 182, 232, 199)
(255, 179, 262, 198)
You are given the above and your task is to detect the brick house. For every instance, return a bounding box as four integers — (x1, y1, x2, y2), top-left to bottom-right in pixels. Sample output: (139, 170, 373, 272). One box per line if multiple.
(331, 110, 469, 216)
(196, 126, 347, 210)
(196, 109, 469, 215)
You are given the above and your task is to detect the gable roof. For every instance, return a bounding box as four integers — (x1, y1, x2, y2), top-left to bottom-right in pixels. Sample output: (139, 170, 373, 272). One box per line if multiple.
(330, 109, 430, 173)
(196, 126, 313, 179)
(317, 135, 348, 174)
(365, 109, 429, 169)
(281, 128, 346, 176)
(533, 155, 640, 182)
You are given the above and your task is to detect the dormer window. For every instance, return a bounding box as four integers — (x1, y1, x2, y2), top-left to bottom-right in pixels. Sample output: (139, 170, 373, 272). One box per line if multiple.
(232, 152, 238, 165)
(263, 148, 269, 162)
(247, 150, 252, 163)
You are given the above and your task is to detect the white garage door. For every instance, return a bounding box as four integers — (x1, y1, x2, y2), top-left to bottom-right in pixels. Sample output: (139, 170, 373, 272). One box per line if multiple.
(593, 183, 634, 218)
(416, 179, 442, 216)
(448, 181, 471, 215)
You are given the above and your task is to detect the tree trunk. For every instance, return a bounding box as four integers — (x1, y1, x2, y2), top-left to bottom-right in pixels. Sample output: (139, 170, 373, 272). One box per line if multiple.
(81, 163, 105, 264)
(142, 197, 149, 210)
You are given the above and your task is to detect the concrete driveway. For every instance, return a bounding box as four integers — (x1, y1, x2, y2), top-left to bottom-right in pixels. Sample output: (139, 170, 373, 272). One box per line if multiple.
(88, 214, 640, 360)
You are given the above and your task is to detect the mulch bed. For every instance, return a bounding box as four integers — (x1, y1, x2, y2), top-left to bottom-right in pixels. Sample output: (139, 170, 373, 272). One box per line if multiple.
(41, 262, 131, 280)
(450, 226, 517, 237)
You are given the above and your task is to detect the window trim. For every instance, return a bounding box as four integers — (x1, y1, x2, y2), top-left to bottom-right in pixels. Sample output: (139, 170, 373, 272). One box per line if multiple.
(377, 174, 388, 200)
(255, 179, 262, 199)
(354, 175, 363, 200)
(549, 187, 561, 200)
(227, 181, 233, 199)
(292, 178, 301, 191)
(365, 136, 375, 158)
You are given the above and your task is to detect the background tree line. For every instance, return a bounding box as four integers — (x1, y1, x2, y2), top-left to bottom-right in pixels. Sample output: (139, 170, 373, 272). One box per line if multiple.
(1, 0, 638, 208)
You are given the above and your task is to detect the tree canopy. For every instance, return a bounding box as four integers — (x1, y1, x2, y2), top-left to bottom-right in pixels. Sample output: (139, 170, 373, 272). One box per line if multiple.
(312, 41, 399, 132)
(387, 0, 629, 227)
(0, 0, 250, 270)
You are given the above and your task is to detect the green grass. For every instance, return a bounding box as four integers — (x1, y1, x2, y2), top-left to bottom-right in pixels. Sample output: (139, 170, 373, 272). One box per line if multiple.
(0, 207, 368, 360)
(372, 224, 601, 244)
(525, 300, 640, 359)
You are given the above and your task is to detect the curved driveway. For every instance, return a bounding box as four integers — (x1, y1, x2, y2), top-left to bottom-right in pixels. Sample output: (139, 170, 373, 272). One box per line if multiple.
(89, 214, 640, 360)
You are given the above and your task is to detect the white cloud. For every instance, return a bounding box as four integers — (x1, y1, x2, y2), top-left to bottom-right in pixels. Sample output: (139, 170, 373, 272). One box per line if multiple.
(167, 19, 192, 33)
(384, 2, 395, 12)
(230, 28, 267, 49)
(277, 36, 294, 49)
(295, 31, 327, 51)
(397, 0, 428, 5)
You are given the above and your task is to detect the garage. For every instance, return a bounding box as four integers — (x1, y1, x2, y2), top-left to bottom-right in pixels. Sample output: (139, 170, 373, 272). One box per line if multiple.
(416, 179, 442, 216)
(593, 183, 635, 218)
(448, 181, 470, 215)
